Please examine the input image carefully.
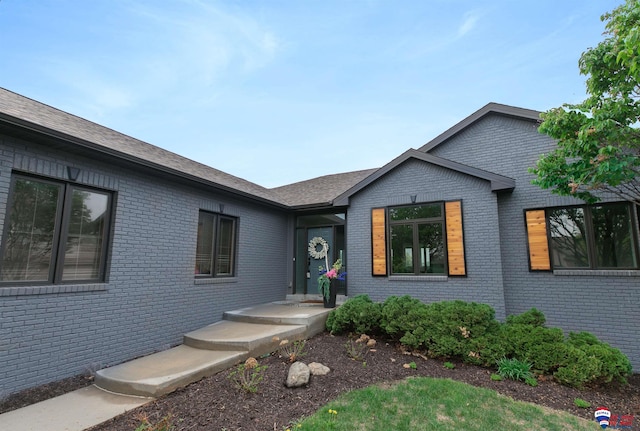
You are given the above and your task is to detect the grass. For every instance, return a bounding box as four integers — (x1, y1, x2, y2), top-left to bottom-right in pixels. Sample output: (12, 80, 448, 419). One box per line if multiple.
(294, 378, 601, 431)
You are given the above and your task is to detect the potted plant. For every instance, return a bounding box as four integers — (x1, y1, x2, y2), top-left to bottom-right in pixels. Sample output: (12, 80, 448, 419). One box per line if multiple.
(317, 258, 345, 308)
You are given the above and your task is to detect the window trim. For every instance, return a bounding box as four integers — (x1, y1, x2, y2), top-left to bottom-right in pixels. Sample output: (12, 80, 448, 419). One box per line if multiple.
(525, 202, 640, 272)
(194, 210, 238, 279)
(0, 173, 114, 286)
(372, 200, 466, 277)
(388, 202, 447, 276)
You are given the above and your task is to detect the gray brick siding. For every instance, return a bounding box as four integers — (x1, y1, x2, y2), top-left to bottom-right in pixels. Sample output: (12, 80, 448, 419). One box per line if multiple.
(430, 114, 640, 370)
(0, 135, 289, 395)
(346, 158, 508, 320)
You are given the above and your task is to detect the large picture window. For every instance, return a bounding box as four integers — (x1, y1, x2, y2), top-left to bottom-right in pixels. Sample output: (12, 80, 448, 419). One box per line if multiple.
(525, 202, 640, 271)
(195, 211, 237, 277)
(389, 203, 446, 275)
(0, 175, 113, 284)
(547, 203, 639, 270)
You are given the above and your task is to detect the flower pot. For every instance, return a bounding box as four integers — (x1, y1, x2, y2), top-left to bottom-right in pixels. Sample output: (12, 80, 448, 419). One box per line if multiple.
(323, 281, 337, 308)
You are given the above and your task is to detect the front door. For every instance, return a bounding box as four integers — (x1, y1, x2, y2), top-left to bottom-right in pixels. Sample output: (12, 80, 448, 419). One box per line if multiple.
(294, 216, 346, 295)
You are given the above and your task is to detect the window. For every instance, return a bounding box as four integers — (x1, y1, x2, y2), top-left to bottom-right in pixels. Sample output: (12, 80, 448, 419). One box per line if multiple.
(195, 211, 237, 277)
(371, 201, 466, 276)
(525, 202, 639, 270)
(389, 203, 445, 275)
(0, 175, 113, 284)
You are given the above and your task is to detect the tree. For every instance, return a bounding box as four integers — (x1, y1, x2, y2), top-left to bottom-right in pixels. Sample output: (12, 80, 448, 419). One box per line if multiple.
(532, 0, 640, 206)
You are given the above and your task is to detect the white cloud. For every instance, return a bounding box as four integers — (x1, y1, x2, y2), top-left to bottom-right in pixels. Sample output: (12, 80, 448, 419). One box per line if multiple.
(458, 11, 480, 38)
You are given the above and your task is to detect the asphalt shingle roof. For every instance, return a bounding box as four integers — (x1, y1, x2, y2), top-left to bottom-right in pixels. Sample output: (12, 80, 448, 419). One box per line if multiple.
(1, 87, 367, 208)
(270, 168, 379, 208)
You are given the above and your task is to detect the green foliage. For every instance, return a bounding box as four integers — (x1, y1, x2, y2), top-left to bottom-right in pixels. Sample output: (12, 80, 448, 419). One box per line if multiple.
(565, 332, 632, 385)
(399, 300, 500, 359)
(533, 0, 640, 204)
(505, 308, 546, 327)
(227, 359, 268, 393)
(574, 398, 591, 409)
(344, 338, 369, 362)
(499, 325, 566, 373)
(553, 346, 603, 389)
(134, 414, 174, 431)
(525, 376, 539, 387)
(497, 357, 534, 382)
(327, 295, 632, 390)
(408, 361, 417, 370)
(325, 295, 381, 334)
(443, 361, 455, 370)
(490, 373, 502, 381)
(379, 295, 427, 340)
(278, 339, 307, 363)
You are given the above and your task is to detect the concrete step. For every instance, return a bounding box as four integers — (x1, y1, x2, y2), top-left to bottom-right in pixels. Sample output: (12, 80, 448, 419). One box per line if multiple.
(94, 345, 246, 397)
(183, 320, 307, 357)
(223, 302, 332, 337)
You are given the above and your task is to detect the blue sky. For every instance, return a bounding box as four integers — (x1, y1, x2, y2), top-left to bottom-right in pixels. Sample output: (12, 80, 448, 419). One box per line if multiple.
(0, 0, 621, 188)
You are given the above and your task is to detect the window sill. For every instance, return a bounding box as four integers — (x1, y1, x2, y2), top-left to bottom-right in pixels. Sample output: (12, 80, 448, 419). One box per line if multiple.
(0, 283, 108, 296)
(194, 277, 238, 285)
(553, 269, 640, 277)
(389, 275, 448, 282)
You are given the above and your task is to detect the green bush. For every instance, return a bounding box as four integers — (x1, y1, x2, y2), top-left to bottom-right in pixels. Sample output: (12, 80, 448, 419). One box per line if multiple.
(325, 295, 382, 334)
(500, 324, 566, 373)
(400, 300, 500, 358)
(505, 308, 546, 327)
(379, 295, 427, 340)
(326, 296, 632, 390)
(553, 345, 603, 388)
(566, 332, 632, 385)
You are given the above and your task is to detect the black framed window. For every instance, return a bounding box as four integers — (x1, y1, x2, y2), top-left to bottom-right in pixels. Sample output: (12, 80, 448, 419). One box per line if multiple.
(389, 203, 446, 275)
(195, 211, 237, 277)
(0, 175, 113, 284)
(547, 202, 639, 270)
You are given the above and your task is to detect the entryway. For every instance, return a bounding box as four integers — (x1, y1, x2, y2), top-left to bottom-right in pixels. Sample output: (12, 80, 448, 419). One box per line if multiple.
(294, 213, 346, 296)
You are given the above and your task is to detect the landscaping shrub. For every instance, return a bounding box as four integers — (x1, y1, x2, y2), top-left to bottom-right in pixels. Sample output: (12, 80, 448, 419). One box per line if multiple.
(500, 324, 566, 373)
(379, 295, 428, 341)
(325, 296, 632, 389)
(400, 300, 500, 358)
(565, 332, 632, 385)
(505, 308, 546, 327)
(553, 345, 603, 388)
(325, 295, 382, 334)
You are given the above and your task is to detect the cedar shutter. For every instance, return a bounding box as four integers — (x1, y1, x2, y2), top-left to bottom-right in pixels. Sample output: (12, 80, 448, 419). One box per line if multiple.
(371, 208, 387, 276)
(445, 201, 466, 276)
(525, 209, 551, 270)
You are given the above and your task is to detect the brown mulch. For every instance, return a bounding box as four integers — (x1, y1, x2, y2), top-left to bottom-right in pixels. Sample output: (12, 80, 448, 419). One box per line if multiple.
(2, 332, 639, 430)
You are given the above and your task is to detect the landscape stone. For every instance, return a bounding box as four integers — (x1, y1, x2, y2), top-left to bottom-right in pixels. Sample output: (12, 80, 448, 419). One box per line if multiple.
(308, 362, 330, 376)
(286, 361, 310, 388)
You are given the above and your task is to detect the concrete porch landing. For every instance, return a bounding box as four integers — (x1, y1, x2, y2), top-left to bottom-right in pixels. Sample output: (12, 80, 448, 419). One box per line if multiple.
(94, 301, 332, 398)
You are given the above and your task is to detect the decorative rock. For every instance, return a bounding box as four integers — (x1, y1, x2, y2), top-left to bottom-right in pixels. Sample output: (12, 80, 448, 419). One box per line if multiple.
(308, 362, 330, 376)
(286, 361, 310, 388)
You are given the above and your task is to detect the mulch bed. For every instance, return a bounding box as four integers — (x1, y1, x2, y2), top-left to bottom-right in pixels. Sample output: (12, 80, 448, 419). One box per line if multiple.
(2, 332, 639, 430)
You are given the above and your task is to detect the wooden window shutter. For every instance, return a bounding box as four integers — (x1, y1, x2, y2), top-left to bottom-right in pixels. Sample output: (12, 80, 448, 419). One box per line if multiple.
(445, 201, 466, 276)
(525, 209, 551, 270)
(371, 208, 387, 276)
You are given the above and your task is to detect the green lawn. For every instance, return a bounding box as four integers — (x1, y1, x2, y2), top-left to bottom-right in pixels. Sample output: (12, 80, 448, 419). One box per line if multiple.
(290, 377, 600, 431)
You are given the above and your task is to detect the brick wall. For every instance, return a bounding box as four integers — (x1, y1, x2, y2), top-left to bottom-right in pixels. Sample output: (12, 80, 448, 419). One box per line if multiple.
(429, 113, 640, 370)
(346, 158, 508, 320)
(0, 135, 289, 395)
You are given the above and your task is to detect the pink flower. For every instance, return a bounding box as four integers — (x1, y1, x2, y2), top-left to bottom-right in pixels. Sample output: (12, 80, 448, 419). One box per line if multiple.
(326, 269, 338, 279)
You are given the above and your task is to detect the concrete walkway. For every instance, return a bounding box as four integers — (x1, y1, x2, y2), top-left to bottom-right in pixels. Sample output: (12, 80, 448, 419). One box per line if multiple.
(0, 300, 334, 431)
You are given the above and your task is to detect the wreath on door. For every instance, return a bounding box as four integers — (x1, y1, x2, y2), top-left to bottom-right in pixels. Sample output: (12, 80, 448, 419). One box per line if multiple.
(308, 236, 329, 260)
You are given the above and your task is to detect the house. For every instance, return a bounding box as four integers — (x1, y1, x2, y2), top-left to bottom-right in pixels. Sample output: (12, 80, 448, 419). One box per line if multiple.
(1, 88, 638, 396)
